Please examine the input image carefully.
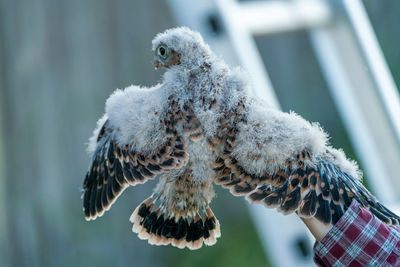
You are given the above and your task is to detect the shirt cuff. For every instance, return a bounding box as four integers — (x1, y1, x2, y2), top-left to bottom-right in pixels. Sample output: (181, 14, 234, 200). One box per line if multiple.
(313, 199, 400, 266)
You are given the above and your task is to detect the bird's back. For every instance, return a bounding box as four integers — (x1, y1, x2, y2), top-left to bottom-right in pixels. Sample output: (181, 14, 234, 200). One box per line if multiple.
(104, 84, 169, 154)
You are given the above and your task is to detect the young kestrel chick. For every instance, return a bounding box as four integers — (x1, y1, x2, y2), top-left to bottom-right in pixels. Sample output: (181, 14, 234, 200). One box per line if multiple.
(82, 27, 400, 250)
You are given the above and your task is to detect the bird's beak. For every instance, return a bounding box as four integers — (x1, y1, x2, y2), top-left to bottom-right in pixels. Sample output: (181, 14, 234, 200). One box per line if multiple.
(154, 60, 163, 70)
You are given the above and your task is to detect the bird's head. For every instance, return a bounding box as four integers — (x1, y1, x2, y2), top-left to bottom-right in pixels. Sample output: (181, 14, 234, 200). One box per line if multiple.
(152, 27, 212, 70)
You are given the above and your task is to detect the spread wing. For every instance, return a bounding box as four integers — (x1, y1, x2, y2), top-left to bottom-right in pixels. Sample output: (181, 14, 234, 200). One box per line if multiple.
(212, 99, 400, 226)
(215, 149, 399, 226)
(82, 87, 188, 221)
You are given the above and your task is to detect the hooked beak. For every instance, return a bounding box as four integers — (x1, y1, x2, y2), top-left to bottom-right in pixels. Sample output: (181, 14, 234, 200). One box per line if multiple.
(153, 60, 163, 70)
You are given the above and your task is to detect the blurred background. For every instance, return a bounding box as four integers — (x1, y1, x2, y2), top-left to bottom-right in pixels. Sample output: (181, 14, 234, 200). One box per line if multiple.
(0, 0, 399, 266)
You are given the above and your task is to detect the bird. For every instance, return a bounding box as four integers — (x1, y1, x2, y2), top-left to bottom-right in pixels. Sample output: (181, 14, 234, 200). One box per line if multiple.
(82, 27, 400, 250)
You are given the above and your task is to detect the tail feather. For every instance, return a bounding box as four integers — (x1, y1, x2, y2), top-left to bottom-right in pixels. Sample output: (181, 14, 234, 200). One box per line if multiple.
(203, 207, 221, 246)
(130, 197, 221, 250)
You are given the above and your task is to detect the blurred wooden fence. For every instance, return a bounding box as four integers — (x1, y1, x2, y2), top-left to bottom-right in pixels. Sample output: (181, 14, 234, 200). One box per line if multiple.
(0, 1, 175, 266)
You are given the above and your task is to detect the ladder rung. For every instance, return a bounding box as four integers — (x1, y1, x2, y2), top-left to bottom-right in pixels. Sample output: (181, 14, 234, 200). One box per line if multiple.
(226, 0, 332, 35)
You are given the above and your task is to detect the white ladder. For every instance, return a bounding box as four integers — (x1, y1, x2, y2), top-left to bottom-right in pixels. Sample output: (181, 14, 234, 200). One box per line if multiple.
(166, 0, 400, 266)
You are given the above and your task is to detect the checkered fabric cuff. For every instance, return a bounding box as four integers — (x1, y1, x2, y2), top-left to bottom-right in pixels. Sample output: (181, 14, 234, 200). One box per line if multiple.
(313, 200, 400, 266)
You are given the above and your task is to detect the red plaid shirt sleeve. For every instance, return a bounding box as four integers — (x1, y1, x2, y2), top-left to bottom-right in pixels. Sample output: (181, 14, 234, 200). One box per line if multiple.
(313, 200, 400, 266)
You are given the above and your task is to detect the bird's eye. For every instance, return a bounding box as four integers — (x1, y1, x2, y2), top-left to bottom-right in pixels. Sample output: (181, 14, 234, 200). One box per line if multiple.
(157, 45, 169, 59)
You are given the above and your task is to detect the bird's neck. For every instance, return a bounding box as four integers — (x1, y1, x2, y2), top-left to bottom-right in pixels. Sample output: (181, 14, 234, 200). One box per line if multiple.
(164, 60, 227, 108)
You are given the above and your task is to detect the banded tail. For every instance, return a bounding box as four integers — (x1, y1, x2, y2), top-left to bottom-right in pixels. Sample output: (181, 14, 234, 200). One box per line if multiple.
(129, 197, 221, 250)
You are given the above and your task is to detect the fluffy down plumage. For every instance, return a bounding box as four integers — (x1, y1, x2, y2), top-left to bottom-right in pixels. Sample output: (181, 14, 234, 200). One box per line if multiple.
(82, 27, 400, 250)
